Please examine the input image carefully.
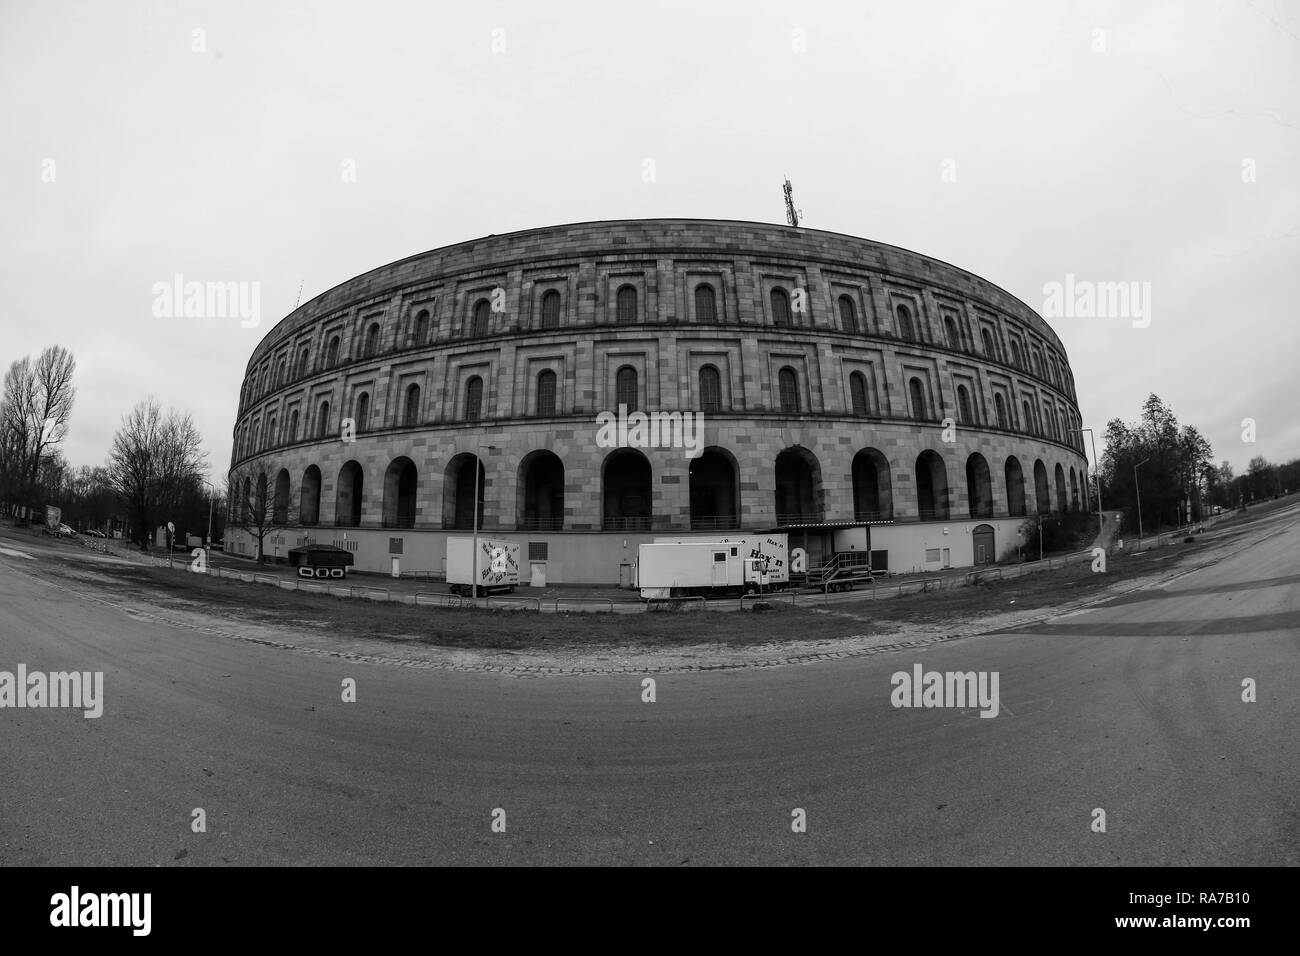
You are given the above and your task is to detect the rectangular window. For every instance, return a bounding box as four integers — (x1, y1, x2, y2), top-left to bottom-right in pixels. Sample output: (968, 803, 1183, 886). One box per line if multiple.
(528, 542, 548, 561)
(925, 548, 941, 562)
(389, 538, 403, 555)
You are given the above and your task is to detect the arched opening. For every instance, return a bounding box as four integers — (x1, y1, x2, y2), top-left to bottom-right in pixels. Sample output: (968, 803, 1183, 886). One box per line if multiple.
(771, 288, 791, 327)
(916, 450, 950, 520)
(699, 365, 722, 412)
(852, 448, 892, 520)
(464, 376, 483, 421)
(966, 454, 993, 518)
(354, 392, 369, 433)
(404, 384, 421, 426)
(536, 370, 557, 416)
(982, 328, 996, 360)
(443, 453, 485, 530)
(518, 450, 565, 530)
(778, 366, 800, 413)
(602, 448, 652, 530)
(994, 393, 1008, 429)
(615, 365, 638, 411)
(273, 469, 290, 524)
(335, 461, 364, 527)
(956, 385, 973, 424)
(839, 295, 857, 333)
(473, 299, 491, 337)
(1033, 460, 1051, 513)
(364, 322, 380, 357)
(972, 523, 996, 565)
(616, 285, 638, 325)
(896, 304, 915, 341)
(383, 457, 418, 528)
(299, 465, 321, 526)
(1054, 463, 1067, 513)
(1070, 467, 1080, 511)
(1005, 457, 1026, 516)
(849, 372, 869, 415)
(540, 290, 561, 330)
(908, 377, 927, 420)
(689, 447, 739, 530)
(327, 335, 340, 366)
(944, 316, 959, 350)
(288, 409, 299, 442)
(695, 284, 716, 322)
(413, 309, 429, 345)
(318, 401, 330, 438)
(774, 446, 822, 524)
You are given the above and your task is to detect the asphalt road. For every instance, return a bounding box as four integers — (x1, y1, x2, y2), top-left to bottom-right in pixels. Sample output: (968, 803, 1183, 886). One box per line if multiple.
(1, 512, 1296, 865)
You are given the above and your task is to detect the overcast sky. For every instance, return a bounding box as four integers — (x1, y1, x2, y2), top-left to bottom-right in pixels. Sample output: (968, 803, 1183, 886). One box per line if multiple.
(3, 0, 1296, 482)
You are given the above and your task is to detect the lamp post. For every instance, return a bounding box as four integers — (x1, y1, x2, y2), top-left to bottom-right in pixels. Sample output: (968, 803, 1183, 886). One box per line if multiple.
(471, 444, 497, 602)
(199, 478, 216, 550)
(1134, 458, 1149, 546)
(1070, 427, 1104, 544)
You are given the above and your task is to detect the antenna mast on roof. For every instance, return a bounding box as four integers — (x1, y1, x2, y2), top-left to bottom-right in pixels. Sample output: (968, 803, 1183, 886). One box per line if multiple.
(783, 176, 801, 228)
(295, 278, 304, 309)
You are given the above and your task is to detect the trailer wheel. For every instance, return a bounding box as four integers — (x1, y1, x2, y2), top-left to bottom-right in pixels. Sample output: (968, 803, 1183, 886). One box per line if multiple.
(744, 583, 758, 596)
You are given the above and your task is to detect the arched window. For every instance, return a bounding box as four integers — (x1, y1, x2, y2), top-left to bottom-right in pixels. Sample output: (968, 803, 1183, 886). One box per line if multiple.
(265, 417, 276, 448)
(364, 322, 380, 357)
(540, 291, 561, 330)
(464, 376, 483, 421)
(778, 367, 799, 414)
(982, 329, 996, 360)
(909, 377, 927, 420)
(896, 304, 915, 341)
(404, 384, 421, 426)
(326, 336, 340, 367)
(288, 410, 299, 442)
(695, 284, 717, 323)
(956, 385, 973, 424)
(354, 392, 370, 433)
(276, 359, 286, 385)
(616, 285, 638, 325)
(699, 365, 722, 413)
(994, 393, 1008, 429)
(944, 317, 959, 351)
(839, 295, 857, 333)
(413, 309, 429, 346)
(297, 347, 310, 377)
(771, 288, 792, 328)
(615, 366, 638, 411)
(1023, 400, 1034, 434)
(536, 370, 557, 416)
(1011, 341, 1023, 368)
(849, 371, 869, 416)
(473, 299, 491, 338)
(318, 401, 330, 438)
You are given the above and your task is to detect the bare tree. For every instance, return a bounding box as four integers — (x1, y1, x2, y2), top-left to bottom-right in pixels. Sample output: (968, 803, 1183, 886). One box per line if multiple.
(106, 398, 208, 550)
(0, 346, 76, 516)
(226, 464, 294, 563)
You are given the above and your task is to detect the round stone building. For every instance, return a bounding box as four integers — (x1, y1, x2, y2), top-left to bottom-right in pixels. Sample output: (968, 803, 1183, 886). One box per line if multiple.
(226, 219, 1090, 584)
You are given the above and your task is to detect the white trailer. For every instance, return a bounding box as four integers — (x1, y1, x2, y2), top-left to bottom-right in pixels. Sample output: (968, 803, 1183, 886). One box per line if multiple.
(446, 537, 520, 597)
(652, 533, 790, 589)
(637, 541, 773, 599)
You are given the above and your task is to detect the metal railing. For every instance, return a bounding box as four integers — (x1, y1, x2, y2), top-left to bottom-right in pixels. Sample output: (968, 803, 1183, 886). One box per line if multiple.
(646, 596, 708, 612)
(551, 597, 616, 613)
(602, 516, 652, 531)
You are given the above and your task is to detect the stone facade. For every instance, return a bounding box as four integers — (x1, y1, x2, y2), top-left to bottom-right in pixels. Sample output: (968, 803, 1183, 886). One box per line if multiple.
(227, 219, 1089, 581)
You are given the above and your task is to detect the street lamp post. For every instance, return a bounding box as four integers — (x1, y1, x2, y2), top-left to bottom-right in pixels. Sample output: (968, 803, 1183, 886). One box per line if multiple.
(1071, 427, 1104, 546)
(1135, 458, 1150, 546)
(199, 478, 216, 549)
(471, 444, 497, 602)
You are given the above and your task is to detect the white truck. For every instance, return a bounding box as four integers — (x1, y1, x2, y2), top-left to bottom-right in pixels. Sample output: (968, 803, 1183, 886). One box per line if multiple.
(637, 539, 777, 599)
(652, 534, 790, 589)
(445, 536, 520, 597)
